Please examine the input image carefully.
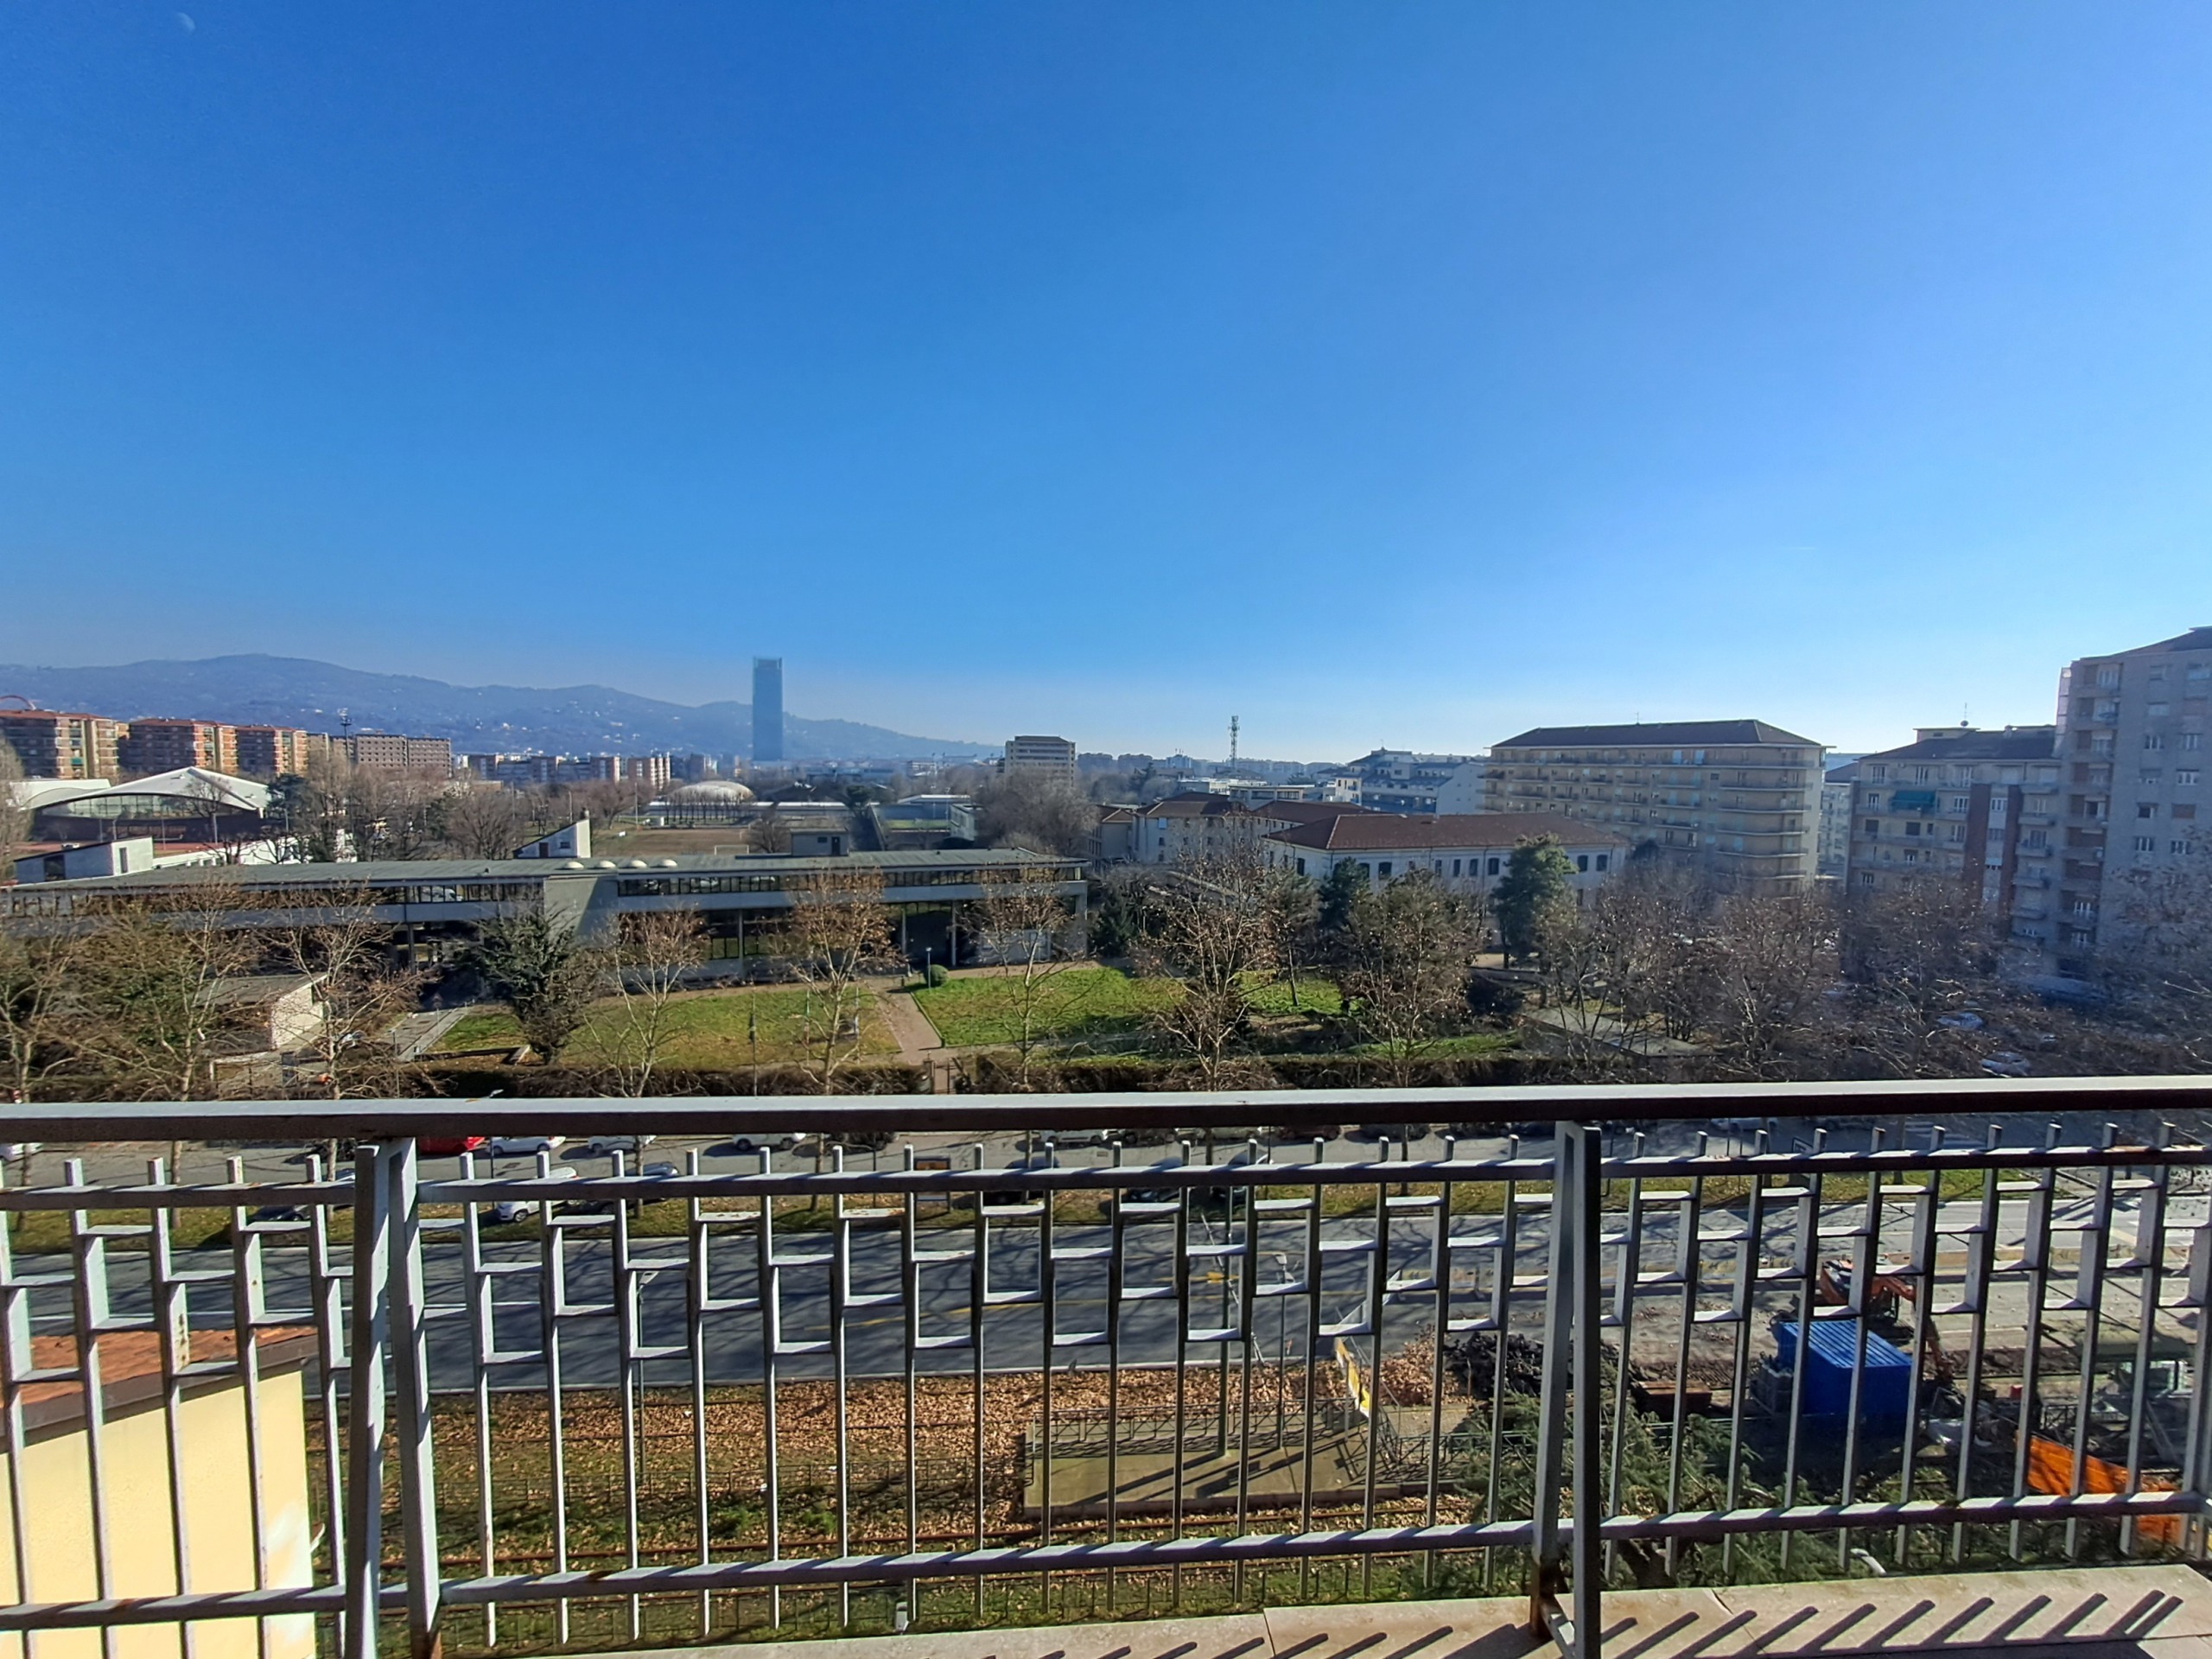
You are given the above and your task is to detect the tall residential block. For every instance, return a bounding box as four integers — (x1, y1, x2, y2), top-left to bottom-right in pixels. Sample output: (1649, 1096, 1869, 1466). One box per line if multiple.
(2042, 626, 2210, 981)
(1844, 728, 2060, 922)
(118, 718, 237, 777)
(753, 658, 785, 764)
(344, 733, 454, 772)
(0, 710, 123, 780)
(1484, 719, 1822, 891)
(232, 725, 319, 779)
(1004, 734, 1077, 787)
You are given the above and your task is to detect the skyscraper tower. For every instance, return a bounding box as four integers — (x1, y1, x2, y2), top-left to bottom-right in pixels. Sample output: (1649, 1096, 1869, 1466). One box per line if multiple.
(752, 657, 785, 765)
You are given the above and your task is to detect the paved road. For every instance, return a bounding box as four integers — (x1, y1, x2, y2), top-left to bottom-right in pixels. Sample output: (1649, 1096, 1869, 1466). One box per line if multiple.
(14, 1179, 2199, 1390)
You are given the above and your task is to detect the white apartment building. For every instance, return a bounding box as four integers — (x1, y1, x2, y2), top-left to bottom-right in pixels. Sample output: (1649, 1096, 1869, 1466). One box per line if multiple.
(1485, 720, 1822, 892)
(1003, 735, 1077, 786)
(1260, 811, 1627, 899)
(2044, 627, 2211, 982)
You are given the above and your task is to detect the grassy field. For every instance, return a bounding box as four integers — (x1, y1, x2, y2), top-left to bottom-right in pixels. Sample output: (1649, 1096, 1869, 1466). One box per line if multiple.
(435, 986, 899, 1066)
(912, 966, 1179, 1046)
(1242, 972, 1344, 1016)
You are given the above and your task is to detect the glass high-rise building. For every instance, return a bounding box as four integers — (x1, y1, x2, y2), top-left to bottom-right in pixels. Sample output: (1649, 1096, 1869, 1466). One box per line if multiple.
(752, 657, 785, 763)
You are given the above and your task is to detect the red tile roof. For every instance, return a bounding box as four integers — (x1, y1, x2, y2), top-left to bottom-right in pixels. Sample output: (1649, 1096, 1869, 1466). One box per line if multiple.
(1266, 812, 1628, 852)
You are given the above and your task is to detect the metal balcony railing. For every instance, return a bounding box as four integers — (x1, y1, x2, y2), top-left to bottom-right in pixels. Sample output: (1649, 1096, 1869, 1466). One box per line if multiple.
(0, 1078, 2209, 1659)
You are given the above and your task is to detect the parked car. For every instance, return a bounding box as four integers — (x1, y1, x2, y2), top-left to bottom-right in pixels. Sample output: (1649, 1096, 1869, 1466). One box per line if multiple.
(488, 1135, 569, 1157)
(422, 1135, 488, 1156)
(1980, 1052, 2033, 1078)
(720, 1135, 794, 1157)
(489, 1166, 578, 1224)
(586, 1134, 656, 1157)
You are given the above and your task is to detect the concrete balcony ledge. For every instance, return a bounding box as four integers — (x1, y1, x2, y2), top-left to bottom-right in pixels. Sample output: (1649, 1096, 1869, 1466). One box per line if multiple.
(594, 1567, 2212, 1659)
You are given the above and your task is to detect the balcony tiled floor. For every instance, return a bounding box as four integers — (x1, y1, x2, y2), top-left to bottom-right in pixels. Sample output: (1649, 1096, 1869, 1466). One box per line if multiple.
(588, 1565, 2212, 1659)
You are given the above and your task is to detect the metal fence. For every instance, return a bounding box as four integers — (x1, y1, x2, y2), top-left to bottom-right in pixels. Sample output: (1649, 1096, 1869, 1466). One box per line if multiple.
(0, 1078, 2209, 1659)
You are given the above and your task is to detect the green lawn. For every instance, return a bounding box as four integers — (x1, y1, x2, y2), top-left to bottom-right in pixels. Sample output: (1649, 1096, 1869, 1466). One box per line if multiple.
(912, 967, 1181, 1047)
(1347, 1030, 1517, 1059)
(1241, 973, 1344, 1016)
(433, 987, 898, 1066)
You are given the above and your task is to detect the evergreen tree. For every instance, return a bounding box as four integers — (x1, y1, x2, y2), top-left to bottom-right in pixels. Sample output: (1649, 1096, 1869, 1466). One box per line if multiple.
(1493, 835, 1576, 964)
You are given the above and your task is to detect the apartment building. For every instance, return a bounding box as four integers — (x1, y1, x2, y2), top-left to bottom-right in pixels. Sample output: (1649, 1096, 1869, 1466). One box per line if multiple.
(1004, 734, 1077, 786)
(344, 733, 454, 772)
(1485, 719, 1822, 891)
(232, 725, 322, 779)
(1260, 811, 1627, 899)
(2042, 626, 2211, 981)
(1846, 728, 2060, 924)
(625, 753, 674, 791)
(119, 718, 238, 777)
(0, 709, 124, 779)
(1818, 763, 1856, 878)
(1340, 748, 1483, 814)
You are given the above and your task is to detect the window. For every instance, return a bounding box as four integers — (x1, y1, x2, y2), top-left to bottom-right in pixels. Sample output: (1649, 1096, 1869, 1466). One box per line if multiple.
(1450, 858, 1461, 875)
(1376, 861, 1391, 878)
(1904, 849, 1919, 864)
(2184, 734, 2203, 751)
(2175, 840, 2195, 855)
(2096, 664, 2121, 689)
(1294, 857, 1306, 875)
(2135, 836, 2158, 852)
(2144, 769, 2165, 784)
(1858, 871, 1875, 887)
(1576, 854, 1589, 872)
(1487, 857, 1500, 875)
(1867, 764, 1887, 779)
(1948, 796, 1971, 813)
(1595, 853, 1609, 872)
(1906, 821, 1922, 836)
(2176, 804, 2198, 821)
(2150, 702, 2171, 718)
(2145, 733, 2166, 750)
(2139, 803, 2158, 818)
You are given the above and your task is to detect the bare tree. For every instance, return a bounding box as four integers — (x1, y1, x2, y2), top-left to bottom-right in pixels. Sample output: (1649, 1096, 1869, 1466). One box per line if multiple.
(976, 771, 1093, 856)
(1259, 869, 1322, 1010)
(749, 806, 792, 855)
(581, 910, 709, 1096)
(1133, 855, 1280, 1087)
(1334, 871, 1484, 1085)
(2102, 838, 2212, 1069)
(438, 786, 534, 859)
(0, 929, 89, 1104)
(972, 867, 1082, 1088)
(267, 890, 427, 1099)
(1835, 880, 2005, 1077)
(785, 868, 899, 1092)
(73, 879, 259, 1101)
(1703, 891, 1837, 1079)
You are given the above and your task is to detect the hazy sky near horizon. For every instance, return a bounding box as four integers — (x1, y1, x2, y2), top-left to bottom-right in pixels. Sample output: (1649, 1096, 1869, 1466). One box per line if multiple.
(4, 5, 2211, 757)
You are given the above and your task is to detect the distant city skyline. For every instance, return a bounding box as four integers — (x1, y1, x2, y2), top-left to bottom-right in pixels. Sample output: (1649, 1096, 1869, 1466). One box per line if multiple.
(5, 8, 2210, 753)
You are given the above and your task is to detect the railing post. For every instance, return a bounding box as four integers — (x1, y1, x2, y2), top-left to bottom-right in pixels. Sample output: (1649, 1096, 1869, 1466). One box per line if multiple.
(1530, 1123, 1575, 1637)
(343, 1143, 392, 1659)
(1570, 1122, 1604, 1659)
(389, 1141, 444, 1659)
(1531, 1122, 1604, 1658)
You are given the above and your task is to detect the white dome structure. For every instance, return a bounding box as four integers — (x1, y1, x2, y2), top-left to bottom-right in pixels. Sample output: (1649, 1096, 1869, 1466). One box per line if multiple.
(669, 780, 755, 804)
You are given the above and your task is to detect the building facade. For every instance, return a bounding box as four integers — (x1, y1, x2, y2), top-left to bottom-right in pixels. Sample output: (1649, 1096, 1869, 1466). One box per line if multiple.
(1818, 763, 1856, 878)
(1260, 810, 1628, 899)
(344, 733, 454, 772)
(119, 719, 238, 778)
(1004, 734, 1077, 786)
(1339, 749, 1483, 814)
(1845, 728, 2060, 929)
(753, 658, 785, 764)
(2040, 627, 2211, 981)
(232, 725, 320, 779)
(0, 710, 124, 780)
(1485, 720, 1822, 891)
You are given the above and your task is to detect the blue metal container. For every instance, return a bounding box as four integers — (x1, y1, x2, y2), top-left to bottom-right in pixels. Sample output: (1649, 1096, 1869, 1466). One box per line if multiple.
(1773, 1320, 1912, 1425)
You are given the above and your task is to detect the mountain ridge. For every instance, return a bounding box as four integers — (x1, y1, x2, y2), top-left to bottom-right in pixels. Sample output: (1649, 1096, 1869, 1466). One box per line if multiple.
(0, 654, 993, 761)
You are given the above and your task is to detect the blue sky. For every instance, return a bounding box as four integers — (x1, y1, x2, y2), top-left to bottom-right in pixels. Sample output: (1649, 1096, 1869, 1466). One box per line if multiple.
(3, 4, 2210, 757)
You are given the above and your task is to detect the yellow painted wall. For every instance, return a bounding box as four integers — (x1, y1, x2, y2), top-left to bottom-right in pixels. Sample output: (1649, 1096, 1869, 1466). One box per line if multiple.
(0, 1370, 315, 1659)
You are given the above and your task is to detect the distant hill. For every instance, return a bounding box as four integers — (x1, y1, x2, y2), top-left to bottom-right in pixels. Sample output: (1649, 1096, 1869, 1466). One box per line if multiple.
(0, 655, 993, 761)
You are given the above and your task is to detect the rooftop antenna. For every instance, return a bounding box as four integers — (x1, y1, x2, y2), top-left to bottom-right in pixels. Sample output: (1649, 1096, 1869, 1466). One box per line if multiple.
(1228, 715, 1239, 772)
